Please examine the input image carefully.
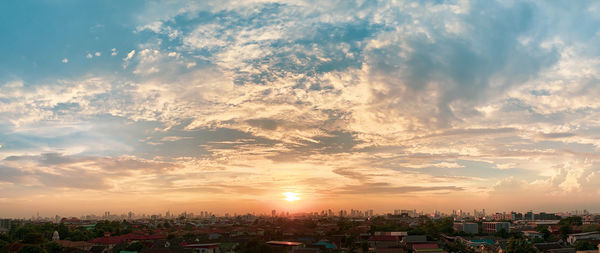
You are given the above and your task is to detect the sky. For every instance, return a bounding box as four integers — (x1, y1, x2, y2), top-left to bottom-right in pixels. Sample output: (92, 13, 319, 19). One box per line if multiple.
(2, 0, 600, 218)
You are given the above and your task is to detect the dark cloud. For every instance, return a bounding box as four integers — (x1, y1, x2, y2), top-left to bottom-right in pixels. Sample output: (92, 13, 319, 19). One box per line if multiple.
(39, 153, 76, 165)
(246, 118, 280, 130)
(0, 164, 28, 182)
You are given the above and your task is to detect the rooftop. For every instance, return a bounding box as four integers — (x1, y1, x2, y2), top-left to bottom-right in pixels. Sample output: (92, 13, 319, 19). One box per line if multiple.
(266, 241, 303, 246)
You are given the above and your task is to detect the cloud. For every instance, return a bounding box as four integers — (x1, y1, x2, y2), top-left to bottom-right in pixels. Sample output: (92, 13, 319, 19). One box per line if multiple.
(4, 0, 600, 213)
(1, 153, 184, 192)
(124, 50, 135, 60)
(122, 50, 136, 68)
(160, 136, 193, 142)
(332, 182, 464, 195)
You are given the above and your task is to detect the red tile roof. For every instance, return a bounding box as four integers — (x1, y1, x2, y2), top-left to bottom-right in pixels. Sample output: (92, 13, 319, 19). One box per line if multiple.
(89, 233, 167, 244)
(182, 243, 219, 249)
(413, 243, 440, 250)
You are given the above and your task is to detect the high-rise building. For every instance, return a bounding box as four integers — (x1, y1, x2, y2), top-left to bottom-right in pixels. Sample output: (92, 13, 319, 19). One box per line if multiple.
(526, 211, 534, 220)
(0, 219, 11, 233)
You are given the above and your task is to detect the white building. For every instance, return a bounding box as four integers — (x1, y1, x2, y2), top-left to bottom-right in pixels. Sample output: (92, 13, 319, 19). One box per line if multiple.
(567, 232, 600, 245)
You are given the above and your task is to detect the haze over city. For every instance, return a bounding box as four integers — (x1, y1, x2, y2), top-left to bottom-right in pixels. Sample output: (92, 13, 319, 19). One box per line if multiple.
(3, 0, 600, 219)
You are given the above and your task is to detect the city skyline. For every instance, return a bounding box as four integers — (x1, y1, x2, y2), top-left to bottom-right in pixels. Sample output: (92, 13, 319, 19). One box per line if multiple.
(1, 207, 598, 220)
(3, 207, 595, 220)
(3, 1, 600, 217)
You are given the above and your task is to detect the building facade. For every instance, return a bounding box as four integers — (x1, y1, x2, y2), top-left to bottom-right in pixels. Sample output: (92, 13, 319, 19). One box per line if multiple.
(482, 222, 510, 234)
(454, 222, 479, 234)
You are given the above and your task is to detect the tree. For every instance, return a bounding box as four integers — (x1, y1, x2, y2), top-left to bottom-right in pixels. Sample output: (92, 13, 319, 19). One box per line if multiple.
(536, 225, 550, 240)
(23, 232, 45, 244)
(125, 242, 144, 252)
(111, 243, 127, 253)
(18, 245, 46, 253)
(57, 223, 69, 240)
(12, 226, 35, 242)
(435, 217, 455, 235)
(0, 240, 9, 253)
(574, 241, 595, 250)
(336, 217, 353, 232)
(66, 229, 92, 241)
(343, 235, 357, 252)
(497, 228, 509, 239)
(559, 217, 582, 226)
(559, 225, 572, 240)
(42, 242, 61, 253)
(184, 223, 195, 231)
(580, 224, 599, 233)
(361, 242, 370, 252)
(444, 240, 471, 253)
(506, 238, 536, 253)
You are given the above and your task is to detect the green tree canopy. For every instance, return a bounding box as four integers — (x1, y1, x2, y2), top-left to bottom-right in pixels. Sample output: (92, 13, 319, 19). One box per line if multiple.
(559, 216, 583, 226)
(506, 238, 536, 253)
(574, 240, 595, 250)
(18, 245, 46, 253)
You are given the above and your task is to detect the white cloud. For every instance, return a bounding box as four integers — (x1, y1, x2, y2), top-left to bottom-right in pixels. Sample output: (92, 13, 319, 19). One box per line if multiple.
(124, 50, 135, 61)
(122, 50, 136, 69)
(5, 0, 600, 213)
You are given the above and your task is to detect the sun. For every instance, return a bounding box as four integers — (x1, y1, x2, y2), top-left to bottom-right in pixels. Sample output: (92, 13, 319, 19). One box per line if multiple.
(282, 192, 300, 202)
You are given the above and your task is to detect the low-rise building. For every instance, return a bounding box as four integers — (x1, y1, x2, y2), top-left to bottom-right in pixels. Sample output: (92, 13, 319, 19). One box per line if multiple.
(522, 231, 544, 240)
(266, 241, 304, 253)
(567, 232, 600, 245)
(482, 222, 510, 234)
(369, 235, 400, 249)
(182, 243, 221, 253)
(412, 243, 446, 252)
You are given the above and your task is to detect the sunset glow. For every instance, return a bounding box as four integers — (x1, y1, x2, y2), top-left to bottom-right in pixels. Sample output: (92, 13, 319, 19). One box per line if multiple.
(282, 192, 300, 202)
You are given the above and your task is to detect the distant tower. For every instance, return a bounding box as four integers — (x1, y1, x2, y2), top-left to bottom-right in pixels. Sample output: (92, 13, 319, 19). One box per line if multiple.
(52, 231, 60, 241)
